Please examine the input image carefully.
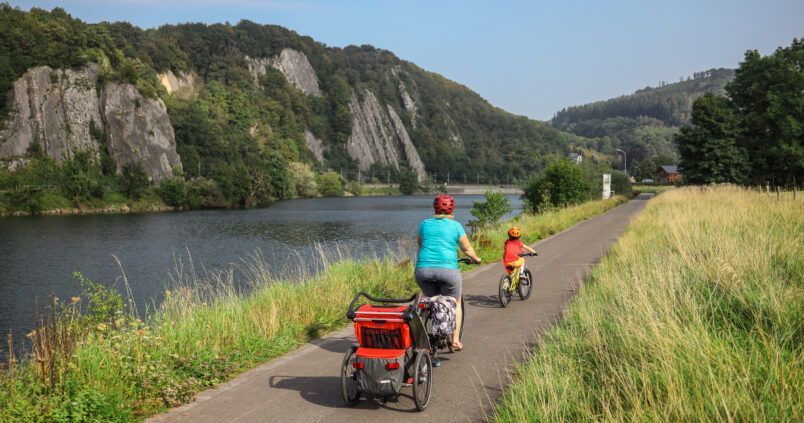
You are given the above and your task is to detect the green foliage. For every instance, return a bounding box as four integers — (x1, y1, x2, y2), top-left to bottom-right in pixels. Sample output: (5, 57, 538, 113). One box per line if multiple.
(676, 93, 749, 184)
(158, 176, 187, 207)
(726, 38, 804, 185)
(7, 185, 45, 214)
(318, 171, 343, 196)
(469, 190, 512, 231)
(346, 181, 362, 196)
(69, 272, 126, 329)
(61, 151, 103, 204)
(287, 162, 318, 197)
(120, 162, 150, 199)
(397, 168, 419, 195)
(524, 160, 590, 212)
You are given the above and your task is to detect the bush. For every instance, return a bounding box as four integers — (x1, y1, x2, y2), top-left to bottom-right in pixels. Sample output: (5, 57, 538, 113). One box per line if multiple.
(120, 162, 150, 199)
(288, 162, 318, 197)
(524, 160, 589, 212)
(318, 171, 343, 197)
(158, 177, 187, 207)
(398, 168, 419, 195)
(469, 190, 512, 231)
(346, 181, 362, 196)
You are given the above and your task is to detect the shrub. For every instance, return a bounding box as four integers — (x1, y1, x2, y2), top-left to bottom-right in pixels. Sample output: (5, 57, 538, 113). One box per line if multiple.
(120, 162, 150, 199)
(318, 171, 343, 197)
(346, 181, 362, 196)
(523, 159, 589, 212)
(469, 190, 512, 231)
(288, 162, 318, 197)
(398, 168, 419, 195)
(158, 177, 187, 207)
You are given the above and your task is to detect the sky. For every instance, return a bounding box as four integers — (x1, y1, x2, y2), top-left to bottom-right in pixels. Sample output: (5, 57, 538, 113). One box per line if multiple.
(8, 0, 804, 120)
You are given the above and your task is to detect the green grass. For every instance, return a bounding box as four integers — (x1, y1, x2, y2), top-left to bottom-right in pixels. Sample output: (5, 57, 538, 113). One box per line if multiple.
(0, 195, 626, 422)
(633, 184, 677, 195)
(492, 185, 803, 422)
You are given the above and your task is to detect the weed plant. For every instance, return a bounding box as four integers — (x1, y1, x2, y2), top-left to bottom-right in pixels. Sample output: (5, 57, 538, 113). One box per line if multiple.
(493, 185, 803, 422)
(0, 196, 625, 421)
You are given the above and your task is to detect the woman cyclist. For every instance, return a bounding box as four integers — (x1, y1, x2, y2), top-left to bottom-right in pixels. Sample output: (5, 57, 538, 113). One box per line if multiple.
(415, 194, 481, 351)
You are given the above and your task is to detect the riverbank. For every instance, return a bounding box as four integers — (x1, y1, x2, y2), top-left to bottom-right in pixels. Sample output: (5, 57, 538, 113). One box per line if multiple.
(492, 185, 803, 421)
(0, 195, 626, 422)
(0, 184, 513, 217)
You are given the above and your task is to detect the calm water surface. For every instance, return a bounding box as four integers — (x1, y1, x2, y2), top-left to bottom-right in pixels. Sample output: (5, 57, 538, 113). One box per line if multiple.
(0, 194, 521, 357)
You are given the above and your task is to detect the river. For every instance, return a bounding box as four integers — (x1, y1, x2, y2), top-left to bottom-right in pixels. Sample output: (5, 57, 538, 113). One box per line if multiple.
(0, 194, 522, 358)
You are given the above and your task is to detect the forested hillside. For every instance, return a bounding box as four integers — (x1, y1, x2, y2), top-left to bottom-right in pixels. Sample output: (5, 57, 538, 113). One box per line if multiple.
(550, 69, 734, 180)
(0, 5, 580, 212)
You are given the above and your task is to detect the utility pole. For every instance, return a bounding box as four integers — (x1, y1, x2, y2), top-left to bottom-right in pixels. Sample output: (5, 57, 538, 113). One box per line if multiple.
(447, 172, 450, 185)
(616, 148, 628, 175)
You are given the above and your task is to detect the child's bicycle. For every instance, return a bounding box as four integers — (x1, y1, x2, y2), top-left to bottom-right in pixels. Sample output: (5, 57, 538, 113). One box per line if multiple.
(498, 252, 537, 307)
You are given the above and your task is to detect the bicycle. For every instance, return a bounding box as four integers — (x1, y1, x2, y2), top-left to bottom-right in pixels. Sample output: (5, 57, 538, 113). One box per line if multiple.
(498, 252, 537, 307)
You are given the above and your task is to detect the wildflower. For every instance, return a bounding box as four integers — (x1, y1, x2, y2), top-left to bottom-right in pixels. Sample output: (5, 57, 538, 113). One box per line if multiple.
(97, 323, 107, 331)
(138, 329, 146, 336)
(165, 290, 171, 296)
(71, 297, 81, 304)
(26, 330, 37, 338)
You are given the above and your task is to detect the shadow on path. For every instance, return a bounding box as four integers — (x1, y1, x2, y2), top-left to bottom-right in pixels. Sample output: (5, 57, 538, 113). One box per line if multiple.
(268, 375, 421, 413)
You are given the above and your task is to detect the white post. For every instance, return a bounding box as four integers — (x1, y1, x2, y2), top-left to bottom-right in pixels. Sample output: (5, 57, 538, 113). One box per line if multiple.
(602, 174, 611, 200)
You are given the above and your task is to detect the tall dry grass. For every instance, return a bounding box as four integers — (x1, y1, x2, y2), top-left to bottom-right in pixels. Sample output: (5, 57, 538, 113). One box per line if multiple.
(493, 185, 803, 422)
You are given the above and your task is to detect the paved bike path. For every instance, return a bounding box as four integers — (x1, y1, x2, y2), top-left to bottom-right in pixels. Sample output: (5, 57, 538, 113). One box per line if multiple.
(148, 194, 652, 423)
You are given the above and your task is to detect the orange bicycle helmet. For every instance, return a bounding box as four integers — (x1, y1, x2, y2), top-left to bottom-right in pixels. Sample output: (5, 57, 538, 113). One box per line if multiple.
(508, 227, 521, 238)
(433, 194, 455, 214)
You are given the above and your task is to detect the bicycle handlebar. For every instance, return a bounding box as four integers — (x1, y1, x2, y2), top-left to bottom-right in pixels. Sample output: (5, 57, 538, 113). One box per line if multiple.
(518, 252, 538, 257)
(458, 258, 479, 264)
(345, 291, 420, 320)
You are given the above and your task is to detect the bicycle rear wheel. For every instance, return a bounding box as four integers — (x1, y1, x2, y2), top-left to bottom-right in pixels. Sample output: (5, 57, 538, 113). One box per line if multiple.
(518, 269, 533, 300)
(412, 350, 433, 410)
(498, 274, 512, 307)
(340, 347, 360, 406)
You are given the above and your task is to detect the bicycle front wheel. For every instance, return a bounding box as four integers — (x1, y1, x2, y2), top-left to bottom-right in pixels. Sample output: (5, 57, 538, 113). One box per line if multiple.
(518, 269, 533, 300)
(498, 274, 512, 307)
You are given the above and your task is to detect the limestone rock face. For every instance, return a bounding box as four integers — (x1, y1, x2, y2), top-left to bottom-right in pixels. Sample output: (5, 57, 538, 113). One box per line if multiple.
(387, 106, 425, 181)
(0, 65, 103, 160)
(398, 81, 418, 128)
(347, 90, 399, 172)
(100, 83, 181, 183)
(158, 70, 196, 95)
(245, 49, 322, 96)
(303, 130, 325, 163)
(0, 65, 182, 183)
(274, 49, 323, 96)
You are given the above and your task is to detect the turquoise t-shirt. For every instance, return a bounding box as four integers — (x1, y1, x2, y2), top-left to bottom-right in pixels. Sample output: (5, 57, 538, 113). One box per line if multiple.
(416, 217, 466, 269)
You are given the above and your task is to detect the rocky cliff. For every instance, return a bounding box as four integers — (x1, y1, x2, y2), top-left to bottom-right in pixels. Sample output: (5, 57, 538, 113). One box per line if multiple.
(100, 83, 182, 182)
(158, 70, 196, 96)
(245, 48, 322, 96)
(0, 65, 102, 161)
(0, 65, 181, 182)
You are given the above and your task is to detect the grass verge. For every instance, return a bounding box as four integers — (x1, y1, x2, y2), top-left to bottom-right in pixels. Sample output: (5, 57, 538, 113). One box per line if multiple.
(492, 185, 803, 422)
(0, 196, 626, 422)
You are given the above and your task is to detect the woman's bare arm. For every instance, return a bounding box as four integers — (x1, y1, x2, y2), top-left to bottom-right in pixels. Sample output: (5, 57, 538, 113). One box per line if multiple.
(458, 234, 481, 263)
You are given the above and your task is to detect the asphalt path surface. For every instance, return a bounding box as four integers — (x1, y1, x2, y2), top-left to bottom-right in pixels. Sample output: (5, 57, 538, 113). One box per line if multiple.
(148, 194, 652, 423)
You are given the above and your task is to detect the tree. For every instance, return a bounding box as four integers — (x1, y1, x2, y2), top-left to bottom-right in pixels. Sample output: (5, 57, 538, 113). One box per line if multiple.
(288, 162, 318, 197)
(318, 171, 343, 196)
(523, 159, 589, 212)
(121, 162, 150, 199)
(726, 39, 804, 185)
(469, 190, 511, 230)
(675, 93, 748, 184)
(398, 168, 419, 195)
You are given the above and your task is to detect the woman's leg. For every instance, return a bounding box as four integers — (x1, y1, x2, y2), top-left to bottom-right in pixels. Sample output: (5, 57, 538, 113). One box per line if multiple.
(453, 297, 463, 347)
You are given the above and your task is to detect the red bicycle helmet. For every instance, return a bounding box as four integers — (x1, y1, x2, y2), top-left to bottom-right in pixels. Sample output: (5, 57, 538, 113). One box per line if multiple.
(508, 227, 521, 238)
(433, 194, 455, 214)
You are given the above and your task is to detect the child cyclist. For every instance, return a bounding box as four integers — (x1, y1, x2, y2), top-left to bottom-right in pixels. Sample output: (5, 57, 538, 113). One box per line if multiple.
(503, 227, 536, 274)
